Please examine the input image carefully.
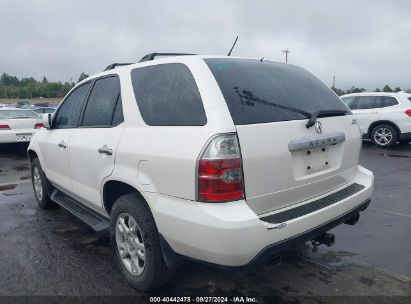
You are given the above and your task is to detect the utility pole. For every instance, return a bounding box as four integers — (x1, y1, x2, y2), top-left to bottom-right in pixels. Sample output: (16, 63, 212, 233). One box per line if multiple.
(69, 77, 73, 85)
(332, 75, 336, 88)
(282, 49, 290, 63)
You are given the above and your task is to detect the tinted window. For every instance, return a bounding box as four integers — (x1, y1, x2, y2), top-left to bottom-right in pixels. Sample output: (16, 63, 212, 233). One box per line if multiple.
(0, 110, 39, 119)
(354, 96, 381, 110)
(131, 63, 207, 126)
(205, 58, 349, 125)
(112, 96, 124, 126)
(341, 96, 355, 109)
(54, 83, 91, 129)
(382, 96, 398, 107)
(82, 77, 120, 127)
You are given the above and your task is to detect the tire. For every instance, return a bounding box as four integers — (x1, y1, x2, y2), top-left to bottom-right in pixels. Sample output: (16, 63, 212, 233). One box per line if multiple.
(110, 193, 173, 291)
(31, 158, 55, 209)
(371, 124, 398, 148)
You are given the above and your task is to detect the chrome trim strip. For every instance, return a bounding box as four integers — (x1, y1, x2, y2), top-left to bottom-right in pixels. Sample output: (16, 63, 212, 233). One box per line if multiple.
(288, 132, 346, 152)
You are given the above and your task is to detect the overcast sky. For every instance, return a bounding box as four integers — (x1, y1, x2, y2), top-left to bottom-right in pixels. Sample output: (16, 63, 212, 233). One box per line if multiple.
(1, 0, 410, 90)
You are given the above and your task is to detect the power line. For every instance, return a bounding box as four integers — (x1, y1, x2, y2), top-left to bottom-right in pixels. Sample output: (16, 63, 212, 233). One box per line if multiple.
(307, 16, 411, 48)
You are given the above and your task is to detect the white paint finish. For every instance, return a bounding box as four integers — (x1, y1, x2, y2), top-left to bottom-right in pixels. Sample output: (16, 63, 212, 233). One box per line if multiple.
(67, 125, 125, 210)
(147, 165, 373, 266)
(34, 128, 73, 193)
(28, 55, 375, 266)
(0, 116, 42, 143)
(236, 115, 362, 215)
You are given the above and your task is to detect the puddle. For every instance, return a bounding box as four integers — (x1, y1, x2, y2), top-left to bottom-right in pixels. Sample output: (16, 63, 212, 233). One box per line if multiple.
(0, 184, 17, 192)
(379, 153, 411, 159)
(14, 164, 29, 171)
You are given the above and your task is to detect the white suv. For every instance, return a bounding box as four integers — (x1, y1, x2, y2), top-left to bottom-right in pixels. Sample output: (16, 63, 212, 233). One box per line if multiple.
(28, 54, 374, 291)
(341, 92, 411, 148)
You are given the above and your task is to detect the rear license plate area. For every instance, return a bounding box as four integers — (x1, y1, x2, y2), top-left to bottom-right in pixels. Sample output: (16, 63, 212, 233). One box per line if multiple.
(16, 133, 32, 142)
(304, 146, 329, 173)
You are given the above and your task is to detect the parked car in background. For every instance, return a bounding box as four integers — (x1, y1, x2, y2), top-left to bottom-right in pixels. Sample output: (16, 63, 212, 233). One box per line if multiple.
(28, 54, 373, 291)
(33, 107, 56, 118)
(34, 102, 50, 107)
(20, 104, 35, 110)
(341, 92, 411, 148)
(0, 109, 43, 143)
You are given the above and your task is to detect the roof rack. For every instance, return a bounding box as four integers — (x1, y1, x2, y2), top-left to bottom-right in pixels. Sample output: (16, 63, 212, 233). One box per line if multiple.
(103, 53, 196, 71)
(138, 53, 195, 63)
(104, 63, 134, 71)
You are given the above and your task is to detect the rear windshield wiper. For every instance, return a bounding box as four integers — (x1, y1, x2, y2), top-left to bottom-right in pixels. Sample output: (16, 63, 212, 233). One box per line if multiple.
(305, 110, 347, 128)
(234, 87, 312, 119)
(234, 87, 347, 128)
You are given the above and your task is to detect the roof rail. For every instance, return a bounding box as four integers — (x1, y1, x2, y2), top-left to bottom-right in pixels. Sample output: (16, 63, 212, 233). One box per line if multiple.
(104, 63, 134, 71)
(138, 53, 195, 63)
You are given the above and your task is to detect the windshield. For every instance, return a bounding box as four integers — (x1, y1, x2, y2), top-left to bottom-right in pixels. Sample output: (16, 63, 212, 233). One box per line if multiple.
(0, 110, 40, 119)
(205, 58, 350, 125)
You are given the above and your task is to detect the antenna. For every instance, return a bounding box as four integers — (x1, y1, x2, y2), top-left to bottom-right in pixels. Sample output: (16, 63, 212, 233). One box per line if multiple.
(227, 36, 239, 56)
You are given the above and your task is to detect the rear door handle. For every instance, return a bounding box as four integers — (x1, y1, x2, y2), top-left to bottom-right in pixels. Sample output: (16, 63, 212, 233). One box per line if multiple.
(98, 145, 113, 155)
(58, 141, 67, 149)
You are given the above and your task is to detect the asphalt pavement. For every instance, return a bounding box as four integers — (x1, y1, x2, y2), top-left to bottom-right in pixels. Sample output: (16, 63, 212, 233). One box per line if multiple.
(0, 142, 410, 299)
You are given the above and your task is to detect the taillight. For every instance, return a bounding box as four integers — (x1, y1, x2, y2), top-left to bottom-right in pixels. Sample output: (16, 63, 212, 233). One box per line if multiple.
(197, 133, 244, 202)
(405, 109, 411, 117)
(34, 123, 44, 129)
(0, 124, 11, 130)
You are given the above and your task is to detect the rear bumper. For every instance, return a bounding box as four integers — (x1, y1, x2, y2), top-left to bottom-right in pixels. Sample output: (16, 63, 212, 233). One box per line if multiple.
(246, 198, 370, 267)
(0, 129, 35, 143)
(148, 165, 373, 267)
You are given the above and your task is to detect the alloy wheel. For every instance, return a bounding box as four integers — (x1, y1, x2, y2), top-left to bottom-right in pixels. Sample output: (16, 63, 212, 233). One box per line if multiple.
(115, 213, 146, 276)
(374, 127, 393, 146)
(33, 166, 43, 201)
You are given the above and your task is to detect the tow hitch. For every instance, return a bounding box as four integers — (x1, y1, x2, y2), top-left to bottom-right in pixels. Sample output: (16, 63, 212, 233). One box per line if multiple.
(311, 232, 335, 253)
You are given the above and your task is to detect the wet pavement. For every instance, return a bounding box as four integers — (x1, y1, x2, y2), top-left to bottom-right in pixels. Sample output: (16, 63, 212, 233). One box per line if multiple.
(0, 142, 410, 298)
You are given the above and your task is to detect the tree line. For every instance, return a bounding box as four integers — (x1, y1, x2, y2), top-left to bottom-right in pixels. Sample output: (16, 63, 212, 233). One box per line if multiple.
(332, 85, 411, 96)
(1, 71, 409, 99)
(0, 72, 89, 99)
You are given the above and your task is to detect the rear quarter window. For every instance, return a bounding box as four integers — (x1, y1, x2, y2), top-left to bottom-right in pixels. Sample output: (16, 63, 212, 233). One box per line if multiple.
(204, 58, 349, 125)
(131, 63, 207, 126)
(382, 96, 398, 107)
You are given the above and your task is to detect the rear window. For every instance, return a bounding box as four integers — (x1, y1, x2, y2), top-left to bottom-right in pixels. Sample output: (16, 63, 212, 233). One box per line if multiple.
(382, 96, 398, 107)
(131, 63, 207, 126)
(0, 110, 39, 119)
(353, 96, 382, 109)
(205, 58, 349, 125)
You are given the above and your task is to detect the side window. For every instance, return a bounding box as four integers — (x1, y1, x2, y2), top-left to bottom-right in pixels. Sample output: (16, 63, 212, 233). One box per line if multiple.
(82, 76, 120, 127)
(341, 96, 355, 109)
(111, 96, 124, 126)
(131, 63, 207, 126)
(54, 82, 91, 129)
(355, 96, 381, 110)
(382, 96, 398, 107)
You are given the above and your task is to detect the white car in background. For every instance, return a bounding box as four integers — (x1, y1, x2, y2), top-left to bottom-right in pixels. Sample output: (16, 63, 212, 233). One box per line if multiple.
(341, 92, 411, 148)
(0, 109, 43, 143)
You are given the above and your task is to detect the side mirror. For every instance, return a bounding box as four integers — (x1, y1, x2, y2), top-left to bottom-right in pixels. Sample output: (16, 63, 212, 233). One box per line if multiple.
(43, 113, 52, 129)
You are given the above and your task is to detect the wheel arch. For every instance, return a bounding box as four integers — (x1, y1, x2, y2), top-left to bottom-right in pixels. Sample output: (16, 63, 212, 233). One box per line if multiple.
(27, 149, 38, 162)
(367, 120, 400, 138)
(102, 180, 149, 215)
